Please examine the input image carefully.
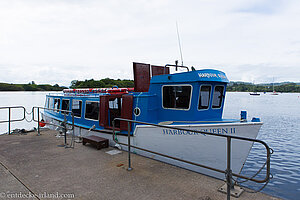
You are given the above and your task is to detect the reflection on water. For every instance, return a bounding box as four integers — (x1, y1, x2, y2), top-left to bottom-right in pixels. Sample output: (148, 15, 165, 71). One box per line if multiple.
(1, 91, 300, 199)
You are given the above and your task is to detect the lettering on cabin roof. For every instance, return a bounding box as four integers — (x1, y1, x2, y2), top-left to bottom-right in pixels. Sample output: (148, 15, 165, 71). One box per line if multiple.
(198, 73, 226, 79)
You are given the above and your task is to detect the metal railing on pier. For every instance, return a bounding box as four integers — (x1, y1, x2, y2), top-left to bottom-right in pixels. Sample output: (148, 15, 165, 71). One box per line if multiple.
(0, 106, 26, 135)
(112, 118, 272, 200)
(0, 106, 75, 148)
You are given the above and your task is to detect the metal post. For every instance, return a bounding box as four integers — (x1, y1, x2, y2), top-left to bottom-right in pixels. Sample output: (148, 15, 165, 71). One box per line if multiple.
(8, 107, 11, 134)
(37, 107, 40, 136)
(64, 112, 67, 147)
(72, 113, 74, 137)
(226, 137, 232, 200)
(127, 121, 132, 171)
(112, 120, 115, 141)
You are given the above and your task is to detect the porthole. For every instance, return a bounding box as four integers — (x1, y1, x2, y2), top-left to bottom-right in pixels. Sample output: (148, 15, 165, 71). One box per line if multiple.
(134, 107, 141, 116)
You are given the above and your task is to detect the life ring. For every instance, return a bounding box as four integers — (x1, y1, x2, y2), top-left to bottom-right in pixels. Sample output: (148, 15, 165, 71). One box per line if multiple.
(39, 119, 46, 127)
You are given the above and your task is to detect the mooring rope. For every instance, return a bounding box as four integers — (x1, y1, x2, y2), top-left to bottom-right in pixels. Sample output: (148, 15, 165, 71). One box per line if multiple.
(231, 148, 274, 193)
(241, 173, 273, 193)
(25, 109, 33, 115)
(24, 109, 34, 122)
(24, 115, 33, 123)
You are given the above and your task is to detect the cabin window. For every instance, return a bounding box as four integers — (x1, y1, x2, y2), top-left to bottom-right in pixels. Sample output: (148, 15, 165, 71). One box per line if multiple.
(62, 99, 70, 115)
(54, 98, 60, 112)
(162, 85, 192, 110)
(198, 85, 211, 110)
(109, 98, 122, 109)
(109, 98, 122, 127)
(212, 86, 224, 109)
(48, 98, 54, 109)
(85, 101, 99, 120)
(72, 99, 82, 117)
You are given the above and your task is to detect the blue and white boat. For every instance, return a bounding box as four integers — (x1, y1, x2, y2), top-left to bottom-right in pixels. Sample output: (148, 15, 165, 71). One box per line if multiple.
(43, 62, 263, 179)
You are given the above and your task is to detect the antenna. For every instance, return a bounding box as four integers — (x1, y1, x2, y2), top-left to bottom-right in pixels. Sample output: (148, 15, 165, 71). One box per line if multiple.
(176, 22, 184, 66)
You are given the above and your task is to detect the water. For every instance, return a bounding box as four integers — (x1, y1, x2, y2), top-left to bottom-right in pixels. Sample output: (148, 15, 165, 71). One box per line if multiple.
(0, 91, 55, 133)
(223, 92, 300, 200)
(0, 91, 299, 199)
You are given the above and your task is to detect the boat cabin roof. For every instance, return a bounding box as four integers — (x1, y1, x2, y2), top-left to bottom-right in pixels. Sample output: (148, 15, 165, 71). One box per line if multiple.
(150, 69, 229, 84)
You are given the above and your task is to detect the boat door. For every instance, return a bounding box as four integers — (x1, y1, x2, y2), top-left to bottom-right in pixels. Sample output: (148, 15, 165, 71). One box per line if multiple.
(99, 94, 133, 131)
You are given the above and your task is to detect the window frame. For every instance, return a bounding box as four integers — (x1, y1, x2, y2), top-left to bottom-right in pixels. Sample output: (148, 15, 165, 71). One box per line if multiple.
(84, 100, 100, 121)
(197, 84, 212, 111)
(211, 85, 225, 109)
(61, 99, 70, 115)
(72, 99, 82, 118)
(54, 98, 61, 113)
(46, 97, 50, 109)
(161, 84, 193, 111)
(48, 97, 54, 110)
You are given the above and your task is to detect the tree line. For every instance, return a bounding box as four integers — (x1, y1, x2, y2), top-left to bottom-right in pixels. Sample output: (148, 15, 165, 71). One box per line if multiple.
(0, 78, 134, 91)
(0, 82, 66, 91)
(227, 82, 300, 93)
(1, 79, 300, 93)
(70, 78, 134, 89)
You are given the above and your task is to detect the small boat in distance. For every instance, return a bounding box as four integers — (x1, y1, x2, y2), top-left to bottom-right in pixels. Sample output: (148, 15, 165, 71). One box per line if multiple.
(249, 82, 260, 96)
(42, 62, 263, 180)
(270, 91, 279, 95)
(270, 78, 279, 95)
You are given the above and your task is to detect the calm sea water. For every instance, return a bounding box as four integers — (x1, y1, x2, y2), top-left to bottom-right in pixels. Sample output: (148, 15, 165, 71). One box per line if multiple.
(223, 92, 300, 200)
(0, 92, 58, 133)
(0, 91, 299, 199)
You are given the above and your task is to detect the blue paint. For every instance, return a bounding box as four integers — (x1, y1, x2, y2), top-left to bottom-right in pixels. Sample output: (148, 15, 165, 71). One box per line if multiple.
(251, 117, 261, 122)
(241, 111, 247, 120)
(44, 68, 233, 135)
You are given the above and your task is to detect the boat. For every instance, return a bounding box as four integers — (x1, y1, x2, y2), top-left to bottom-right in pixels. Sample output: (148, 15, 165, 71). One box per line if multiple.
(270, 78, 279, 95)
(249, 82, 260, 95)
(42, 62, 263, 179)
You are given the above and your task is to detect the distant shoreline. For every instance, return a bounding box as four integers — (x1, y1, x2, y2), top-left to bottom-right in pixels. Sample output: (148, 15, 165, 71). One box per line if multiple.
(0, 82, 66, 91)
(1, 80, 300, 93)
(227, 82, 300, 93)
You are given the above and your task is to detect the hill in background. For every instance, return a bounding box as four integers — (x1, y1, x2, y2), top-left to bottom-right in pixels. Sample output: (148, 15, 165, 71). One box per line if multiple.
(0, 81, 66, 91)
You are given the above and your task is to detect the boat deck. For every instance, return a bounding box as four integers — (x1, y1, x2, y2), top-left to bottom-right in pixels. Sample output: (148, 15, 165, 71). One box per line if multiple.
(0, 130, 279, 200)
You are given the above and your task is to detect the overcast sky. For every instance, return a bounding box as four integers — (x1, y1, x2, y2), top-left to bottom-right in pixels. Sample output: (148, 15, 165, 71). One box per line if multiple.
(0, 0, 300, 87)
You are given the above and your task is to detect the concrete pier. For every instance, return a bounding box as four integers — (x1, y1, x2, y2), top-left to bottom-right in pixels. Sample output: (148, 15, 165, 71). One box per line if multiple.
(0, 130, 279, 200)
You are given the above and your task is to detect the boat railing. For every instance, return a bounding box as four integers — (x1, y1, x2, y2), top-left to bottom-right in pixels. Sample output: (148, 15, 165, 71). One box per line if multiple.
(112, 118, 272, 200)
(0, 106, 26, 134)
(47, 93, 64, 96)
(47, 93, 102, 97)
(165, 63, 189, 73)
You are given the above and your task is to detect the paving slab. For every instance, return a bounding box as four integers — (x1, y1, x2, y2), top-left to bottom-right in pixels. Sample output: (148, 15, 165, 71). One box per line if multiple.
(0, 130, 280, 200)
